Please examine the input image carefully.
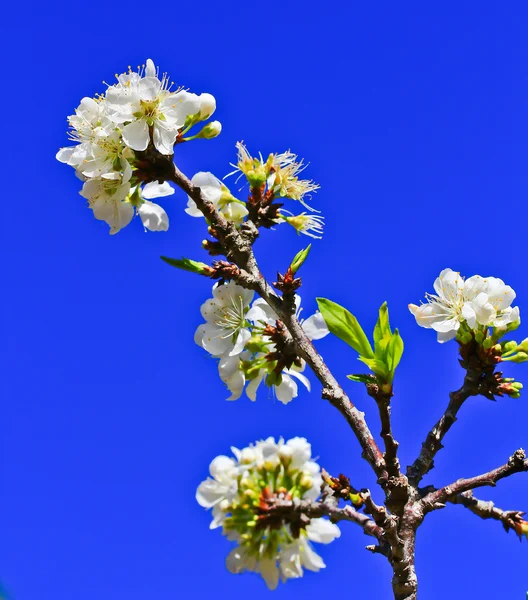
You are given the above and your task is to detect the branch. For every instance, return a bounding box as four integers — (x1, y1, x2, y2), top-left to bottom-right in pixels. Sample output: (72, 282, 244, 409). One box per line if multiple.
(258, 492, 388, 555)
(421, 449, 528, 513)
(449, 490, 526, 535)
(168, 163, 387, 480)
(367, 384, 400, 479)
(407, 369, 481, 486)
(360, 489, 402, 559)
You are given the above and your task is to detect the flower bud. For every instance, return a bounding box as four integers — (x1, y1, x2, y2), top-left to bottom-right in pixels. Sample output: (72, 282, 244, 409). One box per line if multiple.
(482, 337, 495, 349)
(517, 337, 528, 352)
(199, 93, 216, 119)
(502, 341, 517, 353)
(197, 120, 222, 139)
(511, 352, 528, 363)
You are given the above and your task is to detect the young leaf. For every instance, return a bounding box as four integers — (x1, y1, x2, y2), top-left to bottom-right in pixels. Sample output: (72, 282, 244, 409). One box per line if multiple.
(347, 374, 378, 385)
(316, 298, 374, 358)
(386, 329, 404, 375)
(290, 244, 312, 274)
(358, 356, 389, 380)
(374, 301, 392, 352)
(161, 256, 212, 275)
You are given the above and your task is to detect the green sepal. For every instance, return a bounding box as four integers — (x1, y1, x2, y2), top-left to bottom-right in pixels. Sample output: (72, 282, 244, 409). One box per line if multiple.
(316, 298, 374, 358)
(160, 256, 211, 276)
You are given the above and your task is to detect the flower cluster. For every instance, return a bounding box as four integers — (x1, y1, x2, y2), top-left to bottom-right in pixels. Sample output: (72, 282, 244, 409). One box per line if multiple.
(194, 281, 328, 403)
(196, 437, 340, 589)
(409, 268, 520, 343)
(205, 142, 324, 239)
(56, 59, 219, 234)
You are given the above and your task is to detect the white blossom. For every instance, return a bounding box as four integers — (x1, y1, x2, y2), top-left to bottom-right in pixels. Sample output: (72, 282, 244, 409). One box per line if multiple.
(408, 268, 465, 343)
(409, 268, 520, 342)
(104, 60, 201, 155)
(194, 282, 254, 357)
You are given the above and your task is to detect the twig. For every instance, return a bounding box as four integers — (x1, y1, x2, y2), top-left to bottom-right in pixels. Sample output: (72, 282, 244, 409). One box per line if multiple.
(449, 490, 526, 535)
(421, 449, 528, 513)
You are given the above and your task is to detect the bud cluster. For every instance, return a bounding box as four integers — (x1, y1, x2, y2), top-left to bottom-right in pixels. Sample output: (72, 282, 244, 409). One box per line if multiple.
(56, 59, 219, 234)
(194, 281, 328, 404)
(196, 437, 340, 589)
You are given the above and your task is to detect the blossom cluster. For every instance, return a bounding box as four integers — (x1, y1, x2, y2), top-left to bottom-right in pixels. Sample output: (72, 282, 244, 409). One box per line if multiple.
(409, 268, 520, 343)
(194, 281, 328, 403)
(196, 437, 340, 589)
(56, 59, 219, 234)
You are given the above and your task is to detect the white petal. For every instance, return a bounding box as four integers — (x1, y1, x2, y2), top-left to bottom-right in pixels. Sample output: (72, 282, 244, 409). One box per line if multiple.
(300, 541, 326, 572)
(122, 119, 150, 151)
(209, 455, 237, 479)
(285, 369, 311, 392)
(229, 328, 251, 356)
(145, 59, 156, 78)
(436, 329, 457, 343)
(139, 76, 162, 101)
(285, 437, 311, 467)
(275, 375, 298, 404)
(56, 146, 76, 164)
(461, 302, 477, 329)
(306, 519, 341, 544)
(91, 198, 134, 235)
(138, 201, 169, 232)
(201, 325, 233, 356)
(153, 121, 178, 155)
(142, 181, 175, 199)
(195, 479, 227, 508)
(302, 312, 329, 340)
(259, 558, 279, 590)
(246, 372, 265, 402)
(185, 198, 202, 217)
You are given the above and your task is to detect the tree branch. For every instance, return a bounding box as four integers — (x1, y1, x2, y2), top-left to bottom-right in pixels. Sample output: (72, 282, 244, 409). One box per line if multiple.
(420, 449, 528, 513)
(168, 162, 387, 480)
(407, 369, 481, 486)
(448, 490, 526, 535)
(367, 385, 400, 479)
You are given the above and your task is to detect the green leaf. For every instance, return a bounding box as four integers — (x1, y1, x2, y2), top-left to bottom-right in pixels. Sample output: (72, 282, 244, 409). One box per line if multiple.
(358, 356, 389, 380)
(386, 329, 404, 376)
(316, 298, 374, 358)
(290, 244, 312, 274)
(347, 374, 378, 384)
(161, 256, 211, 275)
(374, 301, 392, 353)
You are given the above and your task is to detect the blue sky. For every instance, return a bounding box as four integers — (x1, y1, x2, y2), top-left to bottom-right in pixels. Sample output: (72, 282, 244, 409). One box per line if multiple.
(2, 2, 528, 599)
